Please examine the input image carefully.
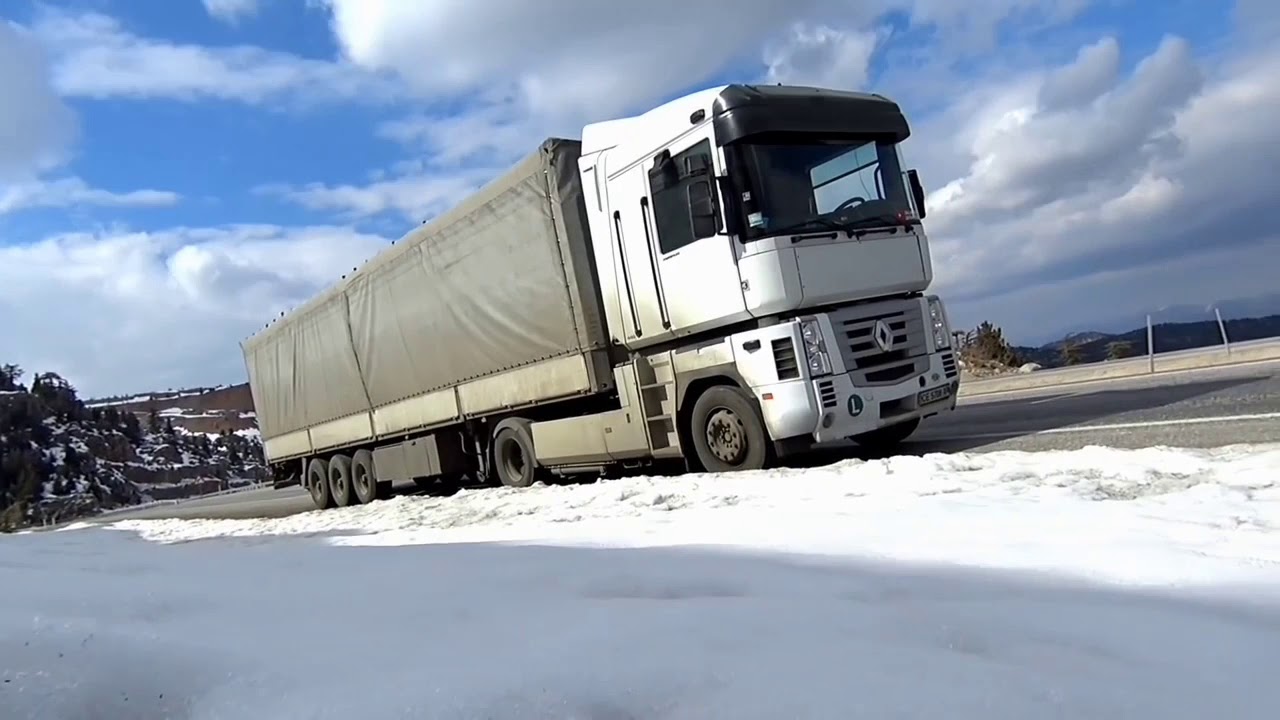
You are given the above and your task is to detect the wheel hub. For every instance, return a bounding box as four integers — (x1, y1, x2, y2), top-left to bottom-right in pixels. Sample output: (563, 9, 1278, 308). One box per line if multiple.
(705, 408, 746, 464)
(502, 440, 525, 478)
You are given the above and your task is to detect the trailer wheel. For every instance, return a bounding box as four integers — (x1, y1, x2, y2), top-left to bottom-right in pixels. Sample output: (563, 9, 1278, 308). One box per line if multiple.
(351, 450, 379, 505)
(493, 426, 537, 488)
(307, 457, 333, 510)
(690, 386, 768, 474)
(329, 454, 354, 507)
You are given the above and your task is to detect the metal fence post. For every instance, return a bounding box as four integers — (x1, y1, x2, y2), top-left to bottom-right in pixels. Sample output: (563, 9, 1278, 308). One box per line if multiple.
(1147, 314, 1155, 374)
(1214, 307, 1231, 355)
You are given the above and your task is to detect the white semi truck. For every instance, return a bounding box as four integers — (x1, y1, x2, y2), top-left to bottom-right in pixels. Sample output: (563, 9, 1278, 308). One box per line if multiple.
(242, 83, 960, 509)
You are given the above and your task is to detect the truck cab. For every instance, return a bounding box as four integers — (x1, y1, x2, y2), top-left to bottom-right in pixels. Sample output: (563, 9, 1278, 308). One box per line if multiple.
(572, 84, 958, 465)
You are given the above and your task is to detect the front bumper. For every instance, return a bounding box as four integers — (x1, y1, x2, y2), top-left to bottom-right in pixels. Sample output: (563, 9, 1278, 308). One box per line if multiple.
(754, 349, 960, 445)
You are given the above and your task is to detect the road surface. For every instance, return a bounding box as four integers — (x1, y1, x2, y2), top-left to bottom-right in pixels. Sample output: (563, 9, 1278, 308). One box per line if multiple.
(99, 360, 1280, 523)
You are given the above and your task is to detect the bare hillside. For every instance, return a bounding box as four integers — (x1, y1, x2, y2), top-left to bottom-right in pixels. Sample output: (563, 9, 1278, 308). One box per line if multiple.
(87, 383, 257, 435)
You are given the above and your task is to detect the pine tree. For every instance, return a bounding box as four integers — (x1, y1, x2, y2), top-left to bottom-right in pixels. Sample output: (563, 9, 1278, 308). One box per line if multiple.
(121, 413, 143, 444)
(64, 445, 81, 474)
(0, 364, 22, 391)
(964, 321, 1021, 368)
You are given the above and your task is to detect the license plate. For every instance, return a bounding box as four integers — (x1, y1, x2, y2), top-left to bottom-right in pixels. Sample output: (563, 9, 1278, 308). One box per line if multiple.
(918, 385, 952, 405)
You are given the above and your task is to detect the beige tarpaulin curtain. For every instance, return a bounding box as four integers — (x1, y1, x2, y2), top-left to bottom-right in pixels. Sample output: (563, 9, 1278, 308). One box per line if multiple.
(242, 139, 609, 440)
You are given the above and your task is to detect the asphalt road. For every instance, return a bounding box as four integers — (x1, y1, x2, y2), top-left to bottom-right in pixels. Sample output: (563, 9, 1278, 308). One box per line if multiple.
(99, 360, 1280, 523)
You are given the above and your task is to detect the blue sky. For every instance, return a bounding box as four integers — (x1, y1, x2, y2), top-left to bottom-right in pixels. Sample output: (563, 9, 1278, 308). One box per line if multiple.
(1, 0, 1277, 395)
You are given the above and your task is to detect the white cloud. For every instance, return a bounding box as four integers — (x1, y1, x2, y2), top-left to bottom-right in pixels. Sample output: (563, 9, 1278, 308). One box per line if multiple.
(256, 165, 497, 224)
(376, 100, 543, 169)
(0, 19, 77, 181)
(0, 177, 180, 214)
(1234, 0, 1280, 43)
(763, 24, 884, 89)
(315, 0, 1090, 119)
(928, 36, 1202, 230)
(31, 9, 397, 105)
(0, 18, 179, 216)
(267, 95, 545, 222)
(922, 31, 1280, 340)
(203, 0, 260, 24)
(0, 225, 390, 396)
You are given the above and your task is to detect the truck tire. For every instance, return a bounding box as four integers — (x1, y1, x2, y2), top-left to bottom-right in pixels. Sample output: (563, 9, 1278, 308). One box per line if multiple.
(307, 457, 333, 510)
(493, 426, 537, 488)
(351, 450, 379, 505)
(850, 417, 920, 452)
(329, 454, 354, 507)
(690, 386, 768, 473)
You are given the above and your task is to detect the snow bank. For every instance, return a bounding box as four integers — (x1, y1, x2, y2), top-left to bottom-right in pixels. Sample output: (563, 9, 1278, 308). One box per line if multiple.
(110, 443, 1280, 589)
(6, 444, 1280, 718)
(4, 516, 1280, 718)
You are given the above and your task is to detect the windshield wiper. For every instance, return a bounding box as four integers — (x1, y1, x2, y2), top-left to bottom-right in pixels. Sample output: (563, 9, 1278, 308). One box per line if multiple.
(769, 212, 906, 240)
(766, 217, 851, 237)
(837, 213, 907, 234)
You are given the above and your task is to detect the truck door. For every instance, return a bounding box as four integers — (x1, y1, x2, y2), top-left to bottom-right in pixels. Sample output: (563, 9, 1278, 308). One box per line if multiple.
(643, 136, 748, 335)
(605, 159, 676, 345)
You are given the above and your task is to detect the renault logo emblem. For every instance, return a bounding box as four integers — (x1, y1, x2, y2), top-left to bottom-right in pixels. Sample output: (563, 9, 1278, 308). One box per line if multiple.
(873, 319, 894, 352)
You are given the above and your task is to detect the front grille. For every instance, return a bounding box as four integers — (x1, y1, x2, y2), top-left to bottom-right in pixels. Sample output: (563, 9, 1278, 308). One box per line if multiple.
(817, 380, 837, 408)
(941, 351, 958, 380)
(772, 338, 800, 380)
(829, 299, 928, 386)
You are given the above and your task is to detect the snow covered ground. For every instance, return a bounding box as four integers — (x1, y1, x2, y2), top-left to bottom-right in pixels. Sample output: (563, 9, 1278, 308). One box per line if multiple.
(5, 444, 1280, 718)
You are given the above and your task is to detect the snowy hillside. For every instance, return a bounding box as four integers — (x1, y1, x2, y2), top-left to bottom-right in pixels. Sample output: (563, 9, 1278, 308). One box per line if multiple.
(86, 382, 257, 436)
(6, 443, 1279, 718)
(0, 366, 265, 530)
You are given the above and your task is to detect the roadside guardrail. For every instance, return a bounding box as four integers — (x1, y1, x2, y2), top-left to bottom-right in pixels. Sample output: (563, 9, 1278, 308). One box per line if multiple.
(958, 336, 1280, 397)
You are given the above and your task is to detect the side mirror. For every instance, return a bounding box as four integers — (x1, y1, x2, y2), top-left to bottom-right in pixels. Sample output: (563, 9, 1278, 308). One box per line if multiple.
(907, 169, 927, 219)
(688, 179, 718, 238)
(684, 153, 710, 177)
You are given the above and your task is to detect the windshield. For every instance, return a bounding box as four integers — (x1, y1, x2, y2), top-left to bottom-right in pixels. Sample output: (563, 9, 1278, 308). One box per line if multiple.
(732, 138, 913, 238)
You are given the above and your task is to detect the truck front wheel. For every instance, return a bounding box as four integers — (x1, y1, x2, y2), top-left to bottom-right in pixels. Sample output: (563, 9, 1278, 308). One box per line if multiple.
(689, 386, 768, 474)
(306, 457, 332, 510)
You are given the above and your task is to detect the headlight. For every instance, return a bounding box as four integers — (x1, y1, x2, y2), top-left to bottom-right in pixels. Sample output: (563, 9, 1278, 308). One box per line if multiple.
(927, 297, 951, 350)
(799, 319, 832, 377)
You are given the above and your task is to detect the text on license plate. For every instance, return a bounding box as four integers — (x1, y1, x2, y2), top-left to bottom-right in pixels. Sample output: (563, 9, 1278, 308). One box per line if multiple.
(917, 385, 952, 405)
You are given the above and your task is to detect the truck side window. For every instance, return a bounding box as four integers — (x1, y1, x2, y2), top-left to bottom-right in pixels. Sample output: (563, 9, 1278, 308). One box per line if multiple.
(648, 139, 720, 254)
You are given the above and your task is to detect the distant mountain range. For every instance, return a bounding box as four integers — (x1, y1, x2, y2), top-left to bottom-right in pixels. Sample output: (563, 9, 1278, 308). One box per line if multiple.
(1025, 292, 1280, 347)
(1013, 314, 1280, 368)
